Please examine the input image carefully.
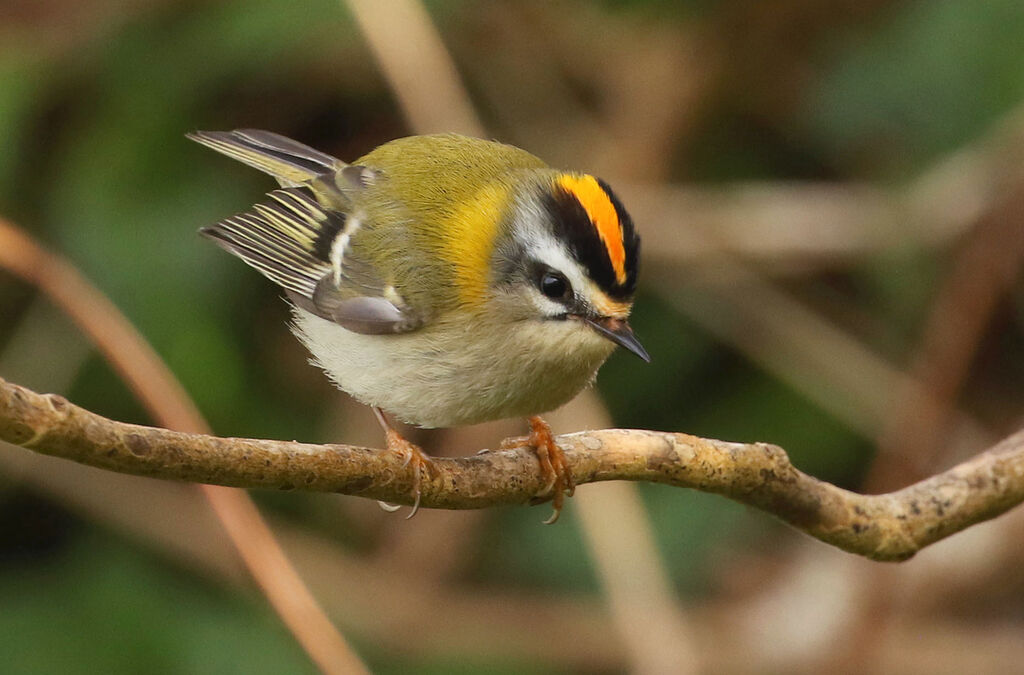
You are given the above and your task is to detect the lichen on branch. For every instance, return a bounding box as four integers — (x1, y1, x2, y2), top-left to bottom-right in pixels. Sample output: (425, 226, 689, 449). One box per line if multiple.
(1, 375, 1022, 562)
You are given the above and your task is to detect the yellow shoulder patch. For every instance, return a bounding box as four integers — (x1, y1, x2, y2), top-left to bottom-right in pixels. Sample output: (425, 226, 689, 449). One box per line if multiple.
(556, 174, 626, 284)
(443, 182, 506, 307)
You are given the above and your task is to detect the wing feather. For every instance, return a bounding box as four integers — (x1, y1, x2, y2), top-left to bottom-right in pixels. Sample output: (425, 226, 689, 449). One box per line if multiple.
(193, 130, 423, 334)
(200, 187, 332, 298)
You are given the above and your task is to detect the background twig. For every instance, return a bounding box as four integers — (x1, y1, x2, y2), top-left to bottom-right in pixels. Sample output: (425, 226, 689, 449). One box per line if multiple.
(0, 218, 367, 675)
(344, 2, 700, 670)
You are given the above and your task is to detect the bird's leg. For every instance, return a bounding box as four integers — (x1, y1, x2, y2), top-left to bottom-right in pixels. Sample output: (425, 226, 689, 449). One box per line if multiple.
(501, 416, 575, 524)
(373, 408, 434, 519)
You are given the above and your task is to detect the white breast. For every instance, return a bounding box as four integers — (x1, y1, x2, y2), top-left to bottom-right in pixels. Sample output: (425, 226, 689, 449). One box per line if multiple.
(291, 307, 615, 428)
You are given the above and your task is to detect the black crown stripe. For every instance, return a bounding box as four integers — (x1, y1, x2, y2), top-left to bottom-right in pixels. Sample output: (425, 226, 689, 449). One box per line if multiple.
(544, 179, 639, 300)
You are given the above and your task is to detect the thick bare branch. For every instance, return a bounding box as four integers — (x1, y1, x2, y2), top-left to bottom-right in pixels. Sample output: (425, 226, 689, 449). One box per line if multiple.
(2, 374, 1022, 562)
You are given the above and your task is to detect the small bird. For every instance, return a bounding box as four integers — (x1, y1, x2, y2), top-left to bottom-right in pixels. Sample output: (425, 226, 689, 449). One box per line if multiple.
(189, 130, 648, 522)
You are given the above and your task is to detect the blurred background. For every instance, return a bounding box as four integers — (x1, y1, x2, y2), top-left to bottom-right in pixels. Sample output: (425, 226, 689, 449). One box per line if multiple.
(1, 0, 1023, 672)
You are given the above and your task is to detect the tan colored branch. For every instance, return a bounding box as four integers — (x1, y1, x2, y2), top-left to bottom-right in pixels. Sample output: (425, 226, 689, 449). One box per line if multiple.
(3, 375, 1022, 562)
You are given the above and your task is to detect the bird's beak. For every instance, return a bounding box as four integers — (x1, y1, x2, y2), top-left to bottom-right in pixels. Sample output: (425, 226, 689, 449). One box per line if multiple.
(579, 316, 651, 362)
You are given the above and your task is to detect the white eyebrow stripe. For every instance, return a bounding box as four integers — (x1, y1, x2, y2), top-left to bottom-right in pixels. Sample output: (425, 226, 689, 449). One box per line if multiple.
(522, 223, 593, 310)
(507, 191, 600, 314)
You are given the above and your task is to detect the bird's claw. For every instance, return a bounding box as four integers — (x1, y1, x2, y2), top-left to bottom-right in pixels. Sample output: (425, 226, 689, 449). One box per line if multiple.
(375, 411, 434, 520)
(504, 416, 575, 524)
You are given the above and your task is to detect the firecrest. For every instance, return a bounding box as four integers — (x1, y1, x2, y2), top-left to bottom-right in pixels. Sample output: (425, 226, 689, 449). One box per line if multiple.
(189, 129, 647, 522)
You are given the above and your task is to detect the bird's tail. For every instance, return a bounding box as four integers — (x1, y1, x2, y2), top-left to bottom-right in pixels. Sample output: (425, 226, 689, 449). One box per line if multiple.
(188, 128, 342, 187)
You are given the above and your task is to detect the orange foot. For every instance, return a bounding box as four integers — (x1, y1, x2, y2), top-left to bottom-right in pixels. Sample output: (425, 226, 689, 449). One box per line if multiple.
(374, 408, 434, 519)
(502, 416, 575, 524)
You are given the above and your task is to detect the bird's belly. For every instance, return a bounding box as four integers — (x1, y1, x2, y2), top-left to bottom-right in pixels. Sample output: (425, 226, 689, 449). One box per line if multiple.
(292, 309, 615, 427)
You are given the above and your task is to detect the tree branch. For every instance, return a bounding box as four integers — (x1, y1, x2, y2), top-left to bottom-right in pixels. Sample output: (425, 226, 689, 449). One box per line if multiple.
(2, 375, 1022, 562)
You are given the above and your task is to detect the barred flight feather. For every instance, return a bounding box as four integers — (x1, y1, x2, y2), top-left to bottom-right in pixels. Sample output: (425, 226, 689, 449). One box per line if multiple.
(200, 187, 344, 299)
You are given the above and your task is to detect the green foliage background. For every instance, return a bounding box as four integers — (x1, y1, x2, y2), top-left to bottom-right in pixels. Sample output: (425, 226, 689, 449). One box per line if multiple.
(1, 0, 1022, 671)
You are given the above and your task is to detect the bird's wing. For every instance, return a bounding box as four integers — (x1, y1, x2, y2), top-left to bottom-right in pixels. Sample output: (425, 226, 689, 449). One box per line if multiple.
(200, 186, 422, 335)
(192, 129, 422, 334)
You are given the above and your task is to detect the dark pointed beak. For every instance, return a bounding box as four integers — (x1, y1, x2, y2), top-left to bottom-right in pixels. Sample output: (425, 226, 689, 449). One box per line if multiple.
(579, 316, 651, 362)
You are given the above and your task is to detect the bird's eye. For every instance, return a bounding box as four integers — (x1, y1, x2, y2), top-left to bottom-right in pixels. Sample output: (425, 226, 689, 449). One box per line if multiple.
(539, 270, 571, 300)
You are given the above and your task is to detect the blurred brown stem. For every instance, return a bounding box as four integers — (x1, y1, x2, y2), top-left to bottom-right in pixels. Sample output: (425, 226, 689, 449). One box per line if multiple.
(346, 4, 701, 671)
(2, 374, 1023, 563)
(0, 218, 367, 675)
(344, 0, 485, 137)
(868, 182, 1024, 491)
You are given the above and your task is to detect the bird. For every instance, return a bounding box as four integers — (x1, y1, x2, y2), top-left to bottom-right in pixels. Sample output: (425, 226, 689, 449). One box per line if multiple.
(189, 129, 647, 522)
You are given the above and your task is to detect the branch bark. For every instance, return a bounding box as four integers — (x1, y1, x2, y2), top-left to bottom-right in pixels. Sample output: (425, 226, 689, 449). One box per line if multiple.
(2, 374, 1022, 562)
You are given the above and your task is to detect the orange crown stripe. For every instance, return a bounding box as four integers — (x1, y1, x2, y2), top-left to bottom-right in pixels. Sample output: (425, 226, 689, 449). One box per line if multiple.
(556, 174, 626, 284)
